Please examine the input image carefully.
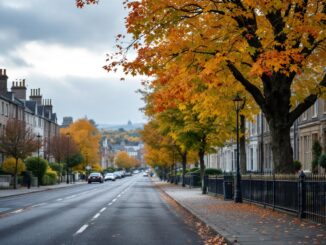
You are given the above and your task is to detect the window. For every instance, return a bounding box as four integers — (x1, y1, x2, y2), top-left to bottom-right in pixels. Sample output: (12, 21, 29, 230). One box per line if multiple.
(250, 148, 254, 171)
(312, 100, 318, 118)
(1, 102, 3, 115)
(302, 109, 308, 120)
(252, 122, 256, 135)
(303, 136, 311, 170)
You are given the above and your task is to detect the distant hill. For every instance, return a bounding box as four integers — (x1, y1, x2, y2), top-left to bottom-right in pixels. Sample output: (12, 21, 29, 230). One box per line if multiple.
(97, 122, 144, 131)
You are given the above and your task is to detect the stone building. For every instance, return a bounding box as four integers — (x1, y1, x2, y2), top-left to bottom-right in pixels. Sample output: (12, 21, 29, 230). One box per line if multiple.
(205, 98, 326, 173)
(0, 69, 60, 163)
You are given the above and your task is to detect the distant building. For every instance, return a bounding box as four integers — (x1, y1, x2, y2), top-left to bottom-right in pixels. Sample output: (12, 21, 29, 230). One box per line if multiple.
(61, 116, 73, 128)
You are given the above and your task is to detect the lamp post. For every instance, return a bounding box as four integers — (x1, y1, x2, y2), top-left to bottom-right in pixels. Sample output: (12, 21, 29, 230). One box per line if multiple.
(66, 132, 70, 184)
(233, 94, 244, 203)
(85, 152, 89, 181)
(37, 134, 41, 187)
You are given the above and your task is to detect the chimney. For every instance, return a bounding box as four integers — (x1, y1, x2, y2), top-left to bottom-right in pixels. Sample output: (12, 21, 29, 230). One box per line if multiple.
(29, 88, 42, 105)
(0, 69, 8, 95)
(11, 79, 27, 100)
(43, 98, 53, 116)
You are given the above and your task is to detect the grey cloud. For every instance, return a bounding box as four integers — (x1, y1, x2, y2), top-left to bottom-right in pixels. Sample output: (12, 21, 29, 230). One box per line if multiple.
(0, 0, 127, 53)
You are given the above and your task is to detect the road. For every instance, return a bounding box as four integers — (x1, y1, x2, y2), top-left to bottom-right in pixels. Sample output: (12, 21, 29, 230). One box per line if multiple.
(0, 174, 203, 245)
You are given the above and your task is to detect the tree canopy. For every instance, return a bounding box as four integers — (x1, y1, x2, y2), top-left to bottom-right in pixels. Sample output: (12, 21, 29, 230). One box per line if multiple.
(107, 0, 326, 173)
(61, 118, 101, 170)
(79, 0, 326, 172)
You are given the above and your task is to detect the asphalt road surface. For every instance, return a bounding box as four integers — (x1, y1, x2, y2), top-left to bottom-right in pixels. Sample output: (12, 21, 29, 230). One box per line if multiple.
(0, 174, 203, 245)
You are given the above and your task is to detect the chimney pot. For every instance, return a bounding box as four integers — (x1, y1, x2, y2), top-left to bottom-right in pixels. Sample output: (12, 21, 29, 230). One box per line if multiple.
(0, 69, 2, 75)
(4, 69, 6, 76)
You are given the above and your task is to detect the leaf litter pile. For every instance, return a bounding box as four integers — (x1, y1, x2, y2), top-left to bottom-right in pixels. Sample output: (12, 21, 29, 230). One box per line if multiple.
(160, 189, 228, 245)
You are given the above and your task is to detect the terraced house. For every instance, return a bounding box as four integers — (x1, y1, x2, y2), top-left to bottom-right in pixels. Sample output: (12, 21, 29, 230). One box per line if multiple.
(0, 69, 60, 163)
(205, 99, 326, 174)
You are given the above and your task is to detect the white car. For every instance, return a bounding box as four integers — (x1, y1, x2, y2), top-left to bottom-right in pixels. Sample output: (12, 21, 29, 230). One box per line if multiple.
(143, 172, 148, 177)
(104, 173, 116, 181)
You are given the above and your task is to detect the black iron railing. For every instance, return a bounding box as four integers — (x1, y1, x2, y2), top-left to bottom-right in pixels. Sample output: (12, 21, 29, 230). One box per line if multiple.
(205, 172, 326, 224)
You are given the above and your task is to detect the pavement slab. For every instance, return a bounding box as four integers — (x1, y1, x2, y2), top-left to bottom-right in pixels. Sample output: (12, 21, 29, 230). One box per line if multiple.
(155, 181, 326, 245)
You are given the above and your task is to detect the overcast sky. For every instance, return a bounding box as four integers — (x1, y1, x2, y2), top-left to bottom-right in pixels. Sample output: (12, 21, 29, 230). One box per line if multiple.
(0, 0, 146, 125)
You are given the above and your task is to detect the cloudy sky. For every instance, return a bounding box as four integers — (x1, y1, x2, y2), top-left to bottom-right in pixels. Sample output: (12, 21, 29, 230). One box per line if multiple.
(0, 0, 146, 125)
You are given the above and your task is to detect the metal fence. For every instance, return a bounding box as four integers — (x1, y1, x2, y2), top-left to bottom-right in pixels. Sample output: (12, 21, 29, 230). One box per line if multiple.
(167, 174, 201, 188)
(205, 172, 326, 224)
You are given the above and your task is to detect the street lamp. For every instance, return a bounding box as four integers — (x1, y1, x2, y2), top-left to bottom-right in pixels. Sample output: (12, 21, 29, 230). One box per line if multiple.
(85, 152, 89, 181)
(233, 94, 244, 203)
(66, 132, 70, 184)
(37, 134, 41, 187)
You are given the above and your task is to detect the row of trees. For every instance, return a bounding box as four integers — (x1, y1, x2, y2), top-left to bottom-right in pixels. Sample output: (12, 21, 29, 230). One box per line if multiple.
(114, 151, 140, 170)
(80, 1, 326, 175)
(0, 118, 102, 188)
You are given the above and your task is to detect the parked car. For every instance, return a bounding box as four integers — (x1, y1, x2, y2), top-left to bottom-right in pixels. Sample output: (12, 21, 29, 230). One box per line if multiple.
(88, 172, 104, 184)
(124, 171, 132, 177)
(143, 172, 148, 177)
(104, 173, 116, 181)
(133, 170, 140, 174)
(113, 171, 122, 179)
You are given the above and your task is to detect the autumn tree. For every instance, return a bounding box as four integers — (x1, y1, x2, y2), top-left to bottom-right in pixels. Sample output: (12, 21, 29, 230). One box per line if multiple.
(0, 119, 39, 189)
(140, 68, 233, 191)
(61, 118, 101, 171)
(104, 0, 326, 173)
(49, 134, 78, 164)
(140, 121, 176, 178)
(2, 157, 25, 176)
(115, 151, 138, 169)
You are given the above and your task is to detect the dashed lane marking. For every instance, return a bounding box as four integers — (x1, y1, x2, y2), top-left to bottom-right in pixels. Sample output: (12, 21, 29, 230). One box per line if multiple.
(100, 207, 106, 213)
(10, 209, 23, 214)
(92, 213, 100, 220)
(75, 224, 88, 235)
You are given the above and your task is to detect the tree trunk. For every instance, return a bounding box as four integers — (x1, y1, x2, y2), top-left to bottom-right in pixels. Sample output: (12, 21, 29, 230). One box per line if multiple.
(240, 115, 246, 174)
(14, 158, 18, 189)
(269, 122, 293, 173)
(181, 152, 187, 187)
(199, 150, 206, 194)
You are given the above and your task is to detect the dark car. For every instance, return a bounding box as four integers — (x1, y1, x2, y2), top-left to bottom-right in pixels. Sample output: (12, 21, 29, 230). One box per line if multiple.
(88, 172, 103, 184)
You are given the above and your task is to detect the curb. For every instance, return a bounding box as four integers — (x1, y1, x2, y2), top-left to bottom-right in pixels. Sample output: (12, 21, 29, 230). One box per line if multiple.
(0, 182, 87, 199)
(154, 181, 234, 245)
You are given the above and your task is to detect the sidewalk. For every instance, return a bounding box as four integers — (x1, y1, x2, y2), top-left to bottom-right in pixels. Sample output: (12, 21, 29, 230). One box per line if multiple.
(155, 180, 326, 245)
(0, 181, 87, 198)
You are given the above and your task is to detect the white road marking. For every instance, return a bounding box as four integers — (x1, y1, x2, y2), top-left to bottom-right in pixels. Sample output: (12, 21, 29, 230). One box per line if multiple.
(11, 209, 23, 214)
(100, 207, 106, 213)
(112, 198, 117, 202)
(56, 198, 63, 201)
(108, 203, 112, 206)
(92, 213, 100, 220)
(75, 224, 88, 235)
(117, 194, 121, 197)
